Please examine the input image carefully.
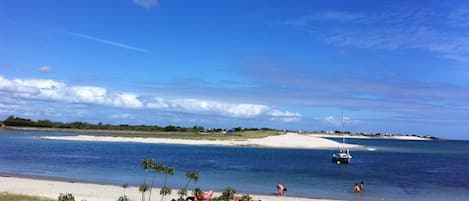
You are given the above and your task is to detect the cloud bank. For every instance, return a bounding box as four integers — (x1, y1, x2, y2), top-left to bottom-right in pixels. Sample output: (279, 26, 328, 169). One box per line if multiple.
(0, 75, 300, 122)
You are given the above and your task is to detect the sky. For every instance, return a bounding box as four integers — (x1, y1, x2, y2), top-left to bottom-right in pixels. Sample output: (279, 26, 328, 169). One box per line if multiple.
(1, 0, 469, 139)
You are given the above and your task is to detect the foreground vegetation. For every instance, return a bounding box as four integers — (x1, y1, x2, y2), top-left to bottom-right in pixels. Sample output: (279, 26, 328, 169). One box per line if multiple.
(0, 192, 54, 201)
(1, 158, 258, 201)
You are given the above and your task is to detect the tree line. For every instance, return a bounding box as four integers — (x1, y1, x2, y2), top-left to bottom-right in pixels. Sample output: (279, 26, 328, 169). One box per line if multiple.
(0, 115, 275, 133)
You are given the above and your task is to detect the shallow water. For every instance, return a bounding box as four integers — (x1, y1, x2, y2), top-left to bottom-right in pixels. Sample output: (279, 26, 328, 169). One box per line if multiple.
(0, 130, 468, 201)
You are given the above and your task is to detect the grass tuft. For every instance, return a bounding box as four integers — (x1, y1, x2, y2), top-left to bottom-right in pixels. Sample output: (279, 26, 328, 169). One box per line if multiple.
(0, 192, 54, 201)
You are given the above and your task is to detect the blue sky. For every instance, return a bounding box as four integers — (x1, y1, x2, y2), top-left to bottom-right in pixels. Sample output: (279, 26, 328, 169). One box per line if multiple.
(1, 0, 469, 139)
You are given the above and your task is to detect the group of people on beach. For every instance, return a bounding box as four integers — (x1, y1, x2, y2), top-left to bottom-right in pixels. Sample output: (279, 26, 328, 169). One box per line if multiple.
(353, 181, 365, 193)
(185, 182, 360, 201)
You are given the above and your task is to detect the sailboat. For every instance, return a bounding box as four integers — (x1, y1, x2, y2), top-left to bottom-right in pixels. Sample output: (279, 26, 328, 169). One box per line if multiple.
(332, 112, 352, 164)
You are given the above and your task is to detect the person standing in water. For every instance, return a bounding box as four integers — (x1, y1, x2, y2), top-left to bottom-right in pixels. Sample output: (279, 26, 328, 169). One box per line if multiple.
(276, 184, 287, 196)
(359, 181, 365, 192)
(353, 183, 361, 193)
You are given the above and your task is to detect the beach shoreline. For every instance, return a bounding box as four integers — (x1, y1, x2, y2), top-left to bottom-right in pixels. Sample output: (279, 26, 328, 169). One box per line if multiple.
(2, 127, 438, 141)
(0, 175, 346, 201)
(306, 133, 433, 141)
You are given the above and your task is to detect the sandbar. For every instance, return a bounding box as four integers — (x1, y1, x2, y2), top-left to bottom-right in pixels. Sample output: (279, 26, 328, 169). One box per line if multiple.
(41, 133, 364, 150)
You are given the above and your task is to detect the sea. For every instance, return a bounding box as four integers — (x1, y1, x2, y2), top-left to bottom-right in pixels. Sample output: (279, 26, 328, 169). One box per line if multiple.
(1, 129, 468, 201)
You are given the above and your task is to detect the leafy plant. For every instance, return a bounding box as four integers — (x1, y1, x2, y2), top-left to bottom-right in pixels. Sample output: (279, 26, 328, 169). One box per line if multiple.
(139, 184, 149, 201)
(214, 187, 236, 201)
(117, 195, 130, 201)
(177, 169, 199, 201)
(160, 166, 175, 201)
(57, 193, 74, 201)
(240, 194, 251, 201)
(148, 160, 163, 201)
(159, 186, 172, 201)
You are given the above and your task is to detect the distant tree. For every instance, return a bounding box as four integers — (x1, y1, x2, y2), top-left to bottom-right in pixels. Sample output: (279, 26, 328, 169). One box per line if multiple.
(3, 116, 36, 127)
(37, 119, 54, 128)
(164, 125, 178, 132)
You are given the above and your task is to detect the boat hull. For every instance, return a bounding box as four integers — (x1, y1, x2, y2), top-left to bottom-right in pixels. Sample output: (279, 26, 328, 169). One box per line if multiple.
(331, 156, 351, 164)
(332, 151, 352, 164)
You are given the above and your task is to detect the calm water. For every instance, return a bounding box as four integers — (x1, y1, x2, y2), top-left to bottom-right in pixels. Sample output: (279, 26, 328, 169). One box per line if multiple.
(1, 130, 469, 201)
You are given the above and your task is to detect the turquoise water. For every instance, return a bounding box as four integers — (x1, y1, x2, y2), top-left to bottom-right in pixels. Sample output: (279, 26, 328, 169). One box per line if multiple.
(1, 130, 468, 201)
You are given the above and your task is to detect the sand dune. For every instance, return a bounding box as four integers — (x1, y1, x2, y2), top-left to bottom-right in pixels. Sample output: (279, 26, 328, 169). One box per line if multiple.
(41, 133, 364, 150)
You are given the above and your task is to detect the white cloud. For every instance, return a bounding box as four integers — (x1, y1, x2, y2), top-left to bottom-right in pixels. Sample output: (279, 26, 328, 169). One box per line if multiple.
(70, 86, 107, 104)
(112, 93, 143, 108)
(110, 113, 135, 119)
(147, 98, 272, 118)
(133, 0, 159, 9)
(0, 75, 143, 108)
(38, 66, 53, 73)
(147, 98, 300, 121)
(269, 109, 301, 122)
(322, 116, 360, 126)
(0, 75, 301, 122)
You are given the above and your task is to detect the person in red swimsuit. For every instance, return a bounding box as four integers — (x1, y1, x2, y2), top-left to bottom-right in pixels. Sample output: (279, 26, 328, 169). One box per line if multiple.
(194, 188, 213, 201)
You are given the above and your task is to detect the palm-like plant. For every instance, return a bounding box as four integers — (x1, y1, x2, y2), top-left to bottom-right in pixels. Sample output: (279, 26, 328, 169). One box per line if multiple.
(142, 159, 153, 184)
(159, 186, 172, 201)
(122, 184, 128, 197)
(141, 158, 154, 201)
(148, 161, 164, 201)
(177, 170, 199, 200)
(160, 166, 175, 201)
(139, 184, 150, 201)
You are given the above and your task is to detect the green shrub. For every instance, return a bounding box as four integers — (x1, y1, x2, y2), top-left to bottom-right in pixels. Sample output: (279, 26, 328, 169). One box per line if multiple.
(214, 187, 236, 201)
(0, 192, 54, 201)
(57, 193, 74, 201)
(116, 195, 130, 201)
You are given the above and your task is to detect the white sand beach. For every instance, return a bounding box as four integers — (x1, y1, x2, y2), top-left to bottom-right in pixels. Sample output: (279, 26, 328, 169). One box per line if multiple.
(0, 176, 345, 201)
(306, 133, 432, 141)
(41, 133, 364, 150)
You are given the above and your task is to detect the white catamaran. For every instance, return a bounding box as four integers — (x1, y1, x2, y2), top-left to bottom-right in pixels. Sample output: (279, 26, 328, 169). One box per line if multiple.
(332, 112, 352, 164)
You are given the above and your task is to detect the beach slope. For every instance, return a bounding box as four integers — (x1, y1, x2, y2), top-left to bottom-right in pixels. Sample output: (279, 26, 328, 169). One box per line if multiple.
(0, 176, 345, 201)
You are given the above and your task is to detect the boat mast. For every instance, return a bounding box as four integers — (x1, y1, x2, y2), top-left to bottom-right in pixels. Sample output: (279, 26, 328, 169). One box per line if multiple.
(342, 112, 345, 144)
